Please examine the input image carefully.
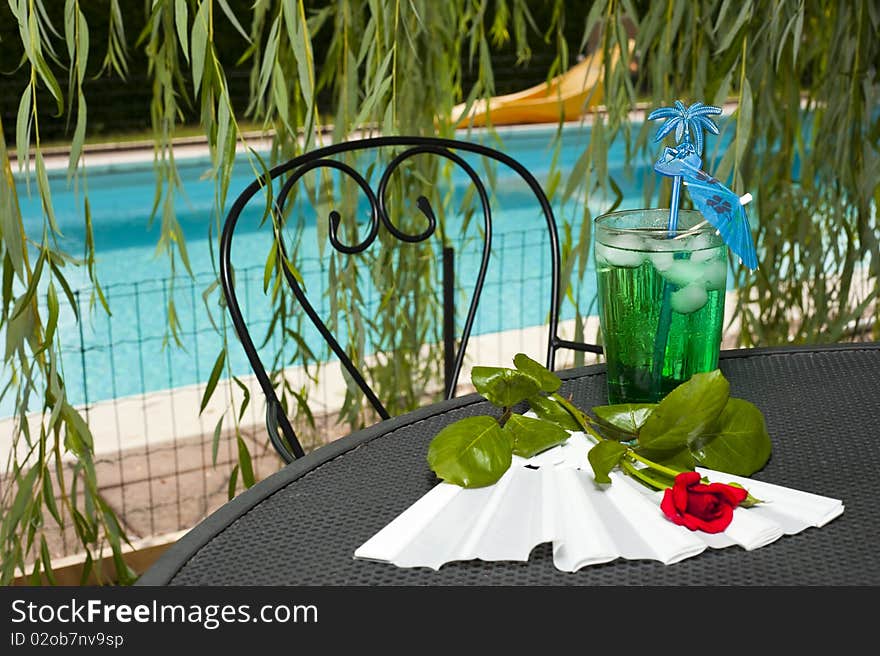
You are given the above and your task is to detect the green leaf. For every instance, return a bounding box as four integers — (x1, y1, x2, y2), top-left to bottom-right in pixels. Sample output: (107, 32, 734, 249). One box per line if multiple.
(8, 466, 39, 534)
(34, 282, 58, 355)
(64, 0, 76, 62)
(200, 349, 226, 414)
(257, 16, 281, 102)
(471, 367, 540, 408)
(504, 414, 570, 458)
(271, 60, 290, 129)
(639, 370, 730, 452)
(35, 150, 60, 234)
(735, 77, 753, 168)
(232, 376, 250, 422)
(217, 0, 251, 42)
(12, 247, 45, 320)
(72, 508, 97, 544)
(692, 398, 772, 476)
(62, 400, 95, 456)
(427, 416, 512, 488)
(227, 465, 239, 501)
(237, 435, 255, 488)
(527, 395, 582, 431)
(513, 352, 561, 392)
(29, 557, 42, 586)
(284, 0, 314, 110)
(78, 552, 93, 586)
(33, 48, 64, 116)
(75, 7, 88, 84)
(191, 0, 209, 95)
(715, 0, 753, 55)
(42, 473, 61, 526)
(281, 252, 305, 285)
(211, 414, 224, 466)
(5, 298, 35, 360)
(39, 536, 56, 586)
(215, 95, 230, 172)
(587, 441, 628, 484)
(175, 0, 189, 62)
(16, 86, 32, 174)
(67, 92, 86, 177)
(593, 403, 656, 434)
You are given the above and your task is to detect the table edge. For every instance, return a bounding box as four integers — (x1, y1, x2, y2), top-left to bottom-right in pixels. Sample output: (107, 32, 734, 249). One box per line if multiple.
(135, 341, 880, 585)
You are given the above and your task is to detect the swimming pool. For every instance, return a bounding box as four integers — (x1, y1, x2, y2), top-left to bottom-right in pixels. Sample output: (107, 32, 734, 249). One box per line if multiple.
(6, 124, 711, 417)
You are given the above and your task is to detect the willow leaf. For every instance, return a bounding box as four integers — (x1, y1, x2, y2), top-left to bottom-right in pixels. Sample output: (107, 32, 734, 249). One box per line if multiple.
(75, 6, 88, 84)
(7, 467, 39, 536)
(191, 0, 209, 95)
(715, 0, 754, 55)
(175, 0, 189, 62)
(227, 465, 239, 501)
(36, 282, 59, 356)
(211, 414, 224, 466)
(32, 48, 64, 116)
(15, 87, 32, 176)
(11, 249, 45, 320)
(735, 77, 753, 174)
(217, 0, 251, 42)
(34, 150, 60, 235)
(257, 15, 281, 102)
(68, 92, 86, 177)
(200, 349, 226, 414)
(233, 376, 251, 423)
(237, 435, 255, 488)
(42, 473, 61, 526)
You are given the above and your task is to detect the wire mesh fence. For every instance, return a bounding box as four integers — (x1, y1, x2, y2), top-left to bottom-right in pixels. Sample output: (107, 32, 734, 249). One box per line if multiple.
(1, 226, 602, 560)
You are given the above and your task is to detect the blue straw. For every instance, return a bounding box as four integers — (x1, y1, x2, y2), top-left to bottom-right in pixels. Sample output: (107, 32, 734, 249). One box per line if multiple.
(647, 100, 726, 399)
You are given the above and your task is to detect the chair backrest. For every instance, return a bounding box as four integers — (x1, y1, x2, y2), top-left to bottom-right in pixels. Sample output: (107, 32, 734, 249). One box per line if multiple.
(220, 136, 601, 462)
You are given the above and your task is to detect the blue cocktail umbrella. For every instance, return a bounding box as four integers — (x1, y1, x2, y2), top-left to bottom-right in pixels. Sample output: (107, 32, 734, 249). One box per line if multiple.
(646, 101, 758, 397)
(653, 142, 758, 270)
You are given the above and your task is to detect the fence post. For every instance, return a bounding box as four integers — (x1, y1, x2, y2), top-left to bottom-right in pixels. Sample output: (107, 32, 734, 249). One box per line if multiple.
(75, 290, 90, 421)
(442, 246, 455, 398)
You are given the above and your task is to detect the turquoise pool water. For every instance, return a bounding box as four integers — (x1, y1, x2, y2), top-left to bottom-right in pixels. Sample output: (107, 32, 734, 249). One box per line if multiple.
(6, 124, 707, 416)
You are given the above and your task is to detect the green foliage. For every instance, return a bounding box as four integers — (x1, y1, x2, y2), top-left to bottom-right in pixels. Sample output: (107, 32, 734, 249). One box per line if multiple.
(0, 0, 876, 584)
(427, 354, 574, 487)
(427, 416, 512, 488)
(427, 354, 771, 490)
(584, 370, 772, 482)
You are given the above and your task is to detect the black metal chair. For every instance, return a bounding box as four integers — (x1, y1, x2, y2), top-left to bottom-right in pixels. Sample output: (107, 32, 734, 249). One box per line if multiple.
(220, 136, 601, 463)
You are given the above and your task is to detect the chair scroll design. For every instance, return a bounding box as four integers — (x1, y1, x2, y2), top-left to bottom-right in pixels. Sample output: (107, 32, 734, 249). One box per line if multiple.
(219, 136, 601, 463)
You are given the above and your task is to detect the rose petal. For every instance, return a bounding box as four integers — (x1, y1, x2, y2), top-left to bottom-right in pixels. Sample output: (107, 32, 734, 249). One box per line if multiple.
(707, 482, 748, 505)
(686, 492, 723, 519)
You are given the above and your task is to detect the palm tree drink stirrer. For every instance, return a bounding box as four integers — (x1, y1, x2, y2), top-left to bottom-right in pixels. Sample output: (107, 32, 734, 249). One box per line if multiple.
(647, 101, 759, 396)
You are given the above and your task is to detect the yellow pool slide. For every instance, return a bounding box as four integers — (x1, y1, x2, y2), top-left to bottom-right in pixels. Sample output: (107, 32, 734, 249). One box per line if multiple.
(453, 42, 630, 128)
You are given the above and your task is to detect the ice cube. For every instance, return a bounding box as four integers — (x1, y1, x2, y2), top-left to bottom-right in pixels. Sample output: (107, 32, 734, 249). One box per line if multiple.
(607, 232, 648, 251)
(595, 234, 646, 268)
(702, 258, 728, 291)
(648, 251, 674, 271)
(690, 248, 720, 264)
(670, 282, 709, 314)
(658, 259, 705, 287)
(645, 236, 681, 252)
(685, 231, 718, 253)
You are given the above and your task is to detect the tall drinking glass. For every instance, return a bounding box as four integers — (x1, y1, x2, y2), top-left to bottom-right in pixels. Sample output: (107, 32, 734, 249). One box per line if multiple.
(594, 208, 728, 404)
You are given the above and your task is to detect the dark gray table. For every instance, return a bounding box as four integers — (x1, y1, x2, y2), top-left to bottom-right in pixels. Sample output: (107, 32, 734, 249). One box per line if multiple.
(138, 343, 880, 586)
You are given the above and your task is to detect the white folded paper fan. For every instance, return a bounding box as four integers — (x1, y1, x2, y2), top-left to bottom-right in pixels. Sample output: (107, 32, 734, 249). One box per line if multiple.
(354, 432, 844, 572)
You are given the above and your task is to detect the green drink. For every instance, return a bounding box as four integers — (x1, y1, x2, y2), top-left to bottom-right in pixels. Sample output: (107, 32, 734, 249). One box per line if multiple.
(595, 209, 727, 403)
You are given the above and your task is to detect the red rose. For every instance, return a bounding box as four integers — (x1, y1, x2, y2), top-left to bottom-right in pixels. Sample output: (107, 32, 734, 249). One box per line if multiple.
(660, 471, 748, 533)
